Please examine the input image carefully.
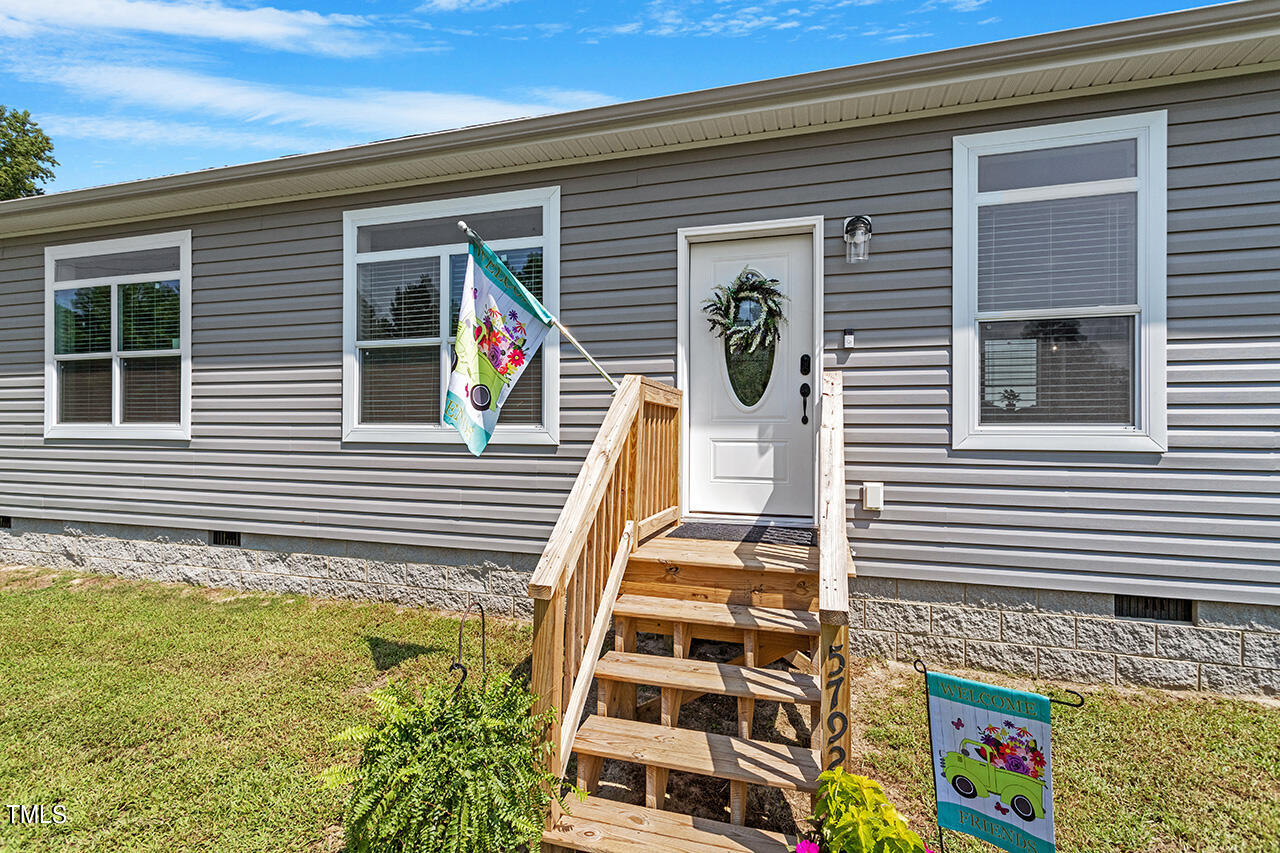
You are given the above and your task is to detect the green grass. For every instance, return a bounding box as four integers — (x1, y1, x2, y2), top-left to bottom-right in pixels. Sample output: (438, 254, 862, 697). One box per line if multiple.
(847, 659, 1280, 853)
(0, 567, 530, 853)
(2, 566, 1277, 853)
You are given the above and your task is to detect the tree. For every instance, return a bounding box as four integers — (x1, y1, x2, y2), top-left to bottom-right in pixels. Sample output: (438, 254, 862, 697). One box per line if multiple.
(0, 106, 57, 200)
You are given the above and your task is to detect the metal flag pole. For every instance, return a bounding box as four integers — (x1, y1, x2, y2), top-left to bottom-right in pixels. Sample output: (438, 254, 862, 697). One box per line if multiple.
(457, 221, 620, 392)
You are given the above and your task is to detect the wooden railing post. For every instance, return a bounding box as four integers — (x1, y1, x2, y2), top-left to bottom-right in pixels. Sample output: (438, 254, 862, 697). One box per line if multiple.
(532, 594, 566, 828)
(817, 369, 854, 773)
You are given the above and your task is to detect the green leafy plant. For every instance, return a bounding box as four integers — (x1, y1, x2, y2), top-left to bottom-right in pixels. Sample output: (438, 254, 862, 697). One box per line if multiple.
(322, 672, 570, 853)
(702, 267, 787, 354)
(812, 768, 929, 853)
(0, 105, 57, 199)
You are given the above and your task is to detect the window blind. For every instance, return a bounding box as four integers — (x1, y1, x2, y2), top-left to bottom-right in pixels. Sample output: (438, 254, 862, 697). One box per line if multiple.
(122, 357, 181, 423)
(978, 193, 1137, 312)
(360, 347, 441, 423)
(54, 286, 111, 354)
(357, 258, 440, 341)
(119, 281, 181, 351)
(58, 360, 112, 422)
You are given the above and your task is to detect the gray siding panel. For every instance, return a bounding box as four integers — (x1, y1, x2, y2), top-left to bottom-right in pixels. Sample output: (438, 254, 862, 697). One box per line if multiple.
(0, 71, 1277, 601)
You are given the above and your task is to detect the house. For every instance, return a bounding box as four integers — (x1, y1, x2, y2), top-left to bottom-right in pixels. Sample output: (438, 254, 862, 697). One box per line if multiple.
(2, 0, 1278, 715)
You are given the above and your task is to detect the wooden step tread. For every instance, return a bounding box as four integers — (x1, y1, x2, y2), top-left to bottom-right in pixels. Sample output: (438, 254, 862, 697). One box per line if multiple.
(595, 651, 820, 706)
(613, 594, 820, 636)
(544, 796, 795, 853)
(573, 715, 821, 793)
(633, 537, 818, 574)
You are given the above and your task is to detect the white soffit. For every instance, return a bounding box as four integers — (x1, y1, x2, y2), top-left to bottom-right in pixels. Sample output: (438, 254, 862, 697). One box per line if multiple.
(1, 0, 1278, 238)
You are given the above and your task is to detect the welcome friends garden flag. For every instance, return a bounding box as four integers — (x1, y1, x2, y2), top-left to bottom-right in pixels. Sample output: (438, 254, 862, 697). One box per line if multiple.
(926, 671, 1055, 853)
(444, 238, 552, 455)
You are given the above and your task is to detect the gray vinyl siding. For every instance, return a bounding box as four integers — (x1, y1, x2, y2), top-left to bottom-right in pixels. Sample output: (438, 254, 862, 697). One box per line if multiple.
(0, 72, 1277, 602)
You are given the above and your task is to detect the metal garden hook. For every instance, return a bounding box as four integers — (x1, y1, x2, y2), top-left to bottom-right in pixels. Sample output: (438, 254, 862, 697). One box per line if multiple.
(449, 600, 487, 697)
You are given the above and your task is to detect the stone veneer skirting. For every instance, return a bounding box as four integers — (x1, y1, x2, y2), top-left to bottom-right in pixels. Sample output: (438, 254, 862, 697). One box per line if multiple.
(848, 576, 1280, 697)
(1, 519, 1277, 696)
(0, 519, 536, 619)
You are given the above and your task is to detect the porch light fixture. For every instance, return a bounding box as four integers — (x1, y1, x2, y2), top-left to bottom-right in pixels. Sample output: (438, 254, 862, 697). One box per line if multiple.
(843, 215, 872, 263)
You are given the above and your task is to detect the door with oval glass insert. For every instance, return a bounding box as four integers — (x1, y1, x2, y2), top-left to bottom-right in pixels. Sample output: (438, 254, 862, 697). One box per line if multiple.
(687, 234, 815, 519)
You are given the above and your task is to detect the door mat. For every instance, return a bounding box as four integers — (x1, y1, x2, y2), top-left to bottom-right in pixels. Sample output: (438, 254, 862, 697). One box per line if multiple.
(666, 523, 817, 547)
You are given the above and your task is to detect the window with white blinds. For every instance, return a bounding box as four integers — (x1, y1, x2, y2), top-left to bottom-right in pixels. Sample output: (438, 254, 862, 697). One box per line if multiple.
(952, 113, 1168, 452)
(342, 187, 561, 444)
(45, 232, 191, 439)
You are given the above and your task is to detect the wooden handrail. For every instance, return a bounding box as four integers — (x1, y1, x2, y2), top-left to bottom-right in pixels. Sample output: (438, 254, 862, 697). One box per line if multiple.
(818, 369, 853, 625)
(529, 375, 682, 816)
(816, 369, 854, 774)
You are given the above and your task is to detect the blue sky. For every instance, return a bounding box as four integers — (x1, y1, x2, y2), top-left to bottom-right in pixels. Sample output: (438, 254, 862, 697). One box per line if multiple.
(0, 0, 1207, 193)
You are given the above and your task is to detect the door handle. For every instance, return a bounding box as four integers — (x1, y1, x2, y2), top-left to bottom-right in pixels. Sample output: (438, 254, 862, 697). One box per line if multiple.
(800, 382, 811, 424)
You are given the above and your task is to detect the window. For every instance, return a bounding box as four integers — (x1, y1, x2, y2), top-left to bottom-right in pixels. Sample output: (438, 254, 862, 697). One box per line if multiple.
(952, 112, 1167, 451)
(342, 187, 560, 443)
(44, 232, 192, 439)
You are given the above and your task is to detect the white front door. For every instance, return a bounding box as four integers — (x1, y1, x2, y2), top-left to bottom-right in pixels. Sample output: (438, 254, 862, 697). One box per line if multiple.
(686, 233, 816, 520)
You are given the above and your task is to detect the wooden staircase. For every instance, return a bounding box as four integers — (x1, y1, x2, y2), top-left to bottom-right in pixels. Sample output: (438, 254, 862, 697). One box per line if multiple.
(530, 374, 854, 853)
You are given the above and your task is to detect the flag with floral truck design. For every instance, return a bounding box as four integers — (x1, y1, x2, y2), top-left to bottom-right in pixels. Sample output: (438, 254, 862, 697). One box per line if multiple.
(444, 239, 552, 456)
(927, 671, 1056, 853)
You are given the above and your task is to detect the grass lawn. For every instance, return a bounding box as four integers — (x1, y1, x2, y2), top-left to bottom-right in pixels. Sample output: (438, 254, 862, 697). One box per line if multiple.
(845, 658, 1280, 853)
(1, 565, 1276, 853)
(0, 566, 531, 853)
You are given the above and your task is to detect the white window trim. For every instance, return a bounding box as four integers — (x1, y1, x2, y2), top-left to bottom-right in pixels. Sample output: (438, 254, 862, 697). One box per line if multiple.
(341, 186, 561, 444)
(43, 231, 193, 441)
(951, 111, 1168, 453)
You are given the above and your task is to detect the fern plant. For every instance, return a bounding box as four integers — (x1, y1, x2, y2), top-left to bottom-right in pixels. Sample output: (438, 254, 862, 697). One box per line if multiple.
(811, 768, 930, 853)
(322, 672, 569, 853)
(702, 267, 787, 354)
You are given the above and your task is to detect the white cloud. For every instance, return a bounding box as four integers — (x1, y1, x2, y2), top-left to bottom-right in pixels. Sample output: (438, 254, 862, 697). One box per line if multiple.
(0, 0, 380, 57)
(17, 62, 617, 139)
(914, 0, 990, 11)
(978, 15, 1001, 24)
(417, 0, 516, 11)
(38, 113, 347, 152)
(884, 31, 933, 42)
(581, 0, 882, 40)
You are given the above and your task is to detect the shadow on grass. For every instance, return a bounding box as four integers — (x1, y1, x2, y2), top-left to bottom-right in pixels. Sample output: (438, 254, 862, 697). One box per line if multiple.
(364, 636, 446, 671)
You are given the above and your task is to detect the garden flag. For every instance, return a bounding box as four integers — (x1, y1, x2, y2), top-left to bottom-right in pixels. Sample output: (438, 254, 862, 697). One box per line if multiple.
(926, 671, 1056, 853)
(444, 237, 552, 455)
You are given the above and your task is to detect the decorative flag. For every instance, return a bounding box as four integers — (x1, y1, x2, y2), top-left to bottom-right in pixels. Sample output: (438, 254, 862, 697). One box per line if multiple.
(926, 671, 1056, 853)
(444, 238, 552, 456)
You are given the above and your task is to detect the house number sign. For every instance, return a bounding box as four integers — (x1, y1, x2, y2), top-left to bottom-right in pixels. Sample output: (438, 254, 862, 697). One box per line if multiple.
(824, 637, 849, 770)
(820, 624, 852, 773)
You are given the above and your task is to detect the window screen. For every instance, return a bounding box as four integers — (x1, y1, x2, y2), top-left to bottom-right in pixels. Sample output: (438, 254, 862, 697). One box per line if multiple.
(980, 316, 1134, 424)
(58, 360, 113, 422)
(122, 357, 181, 423)
(360, 347, 440, 423)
